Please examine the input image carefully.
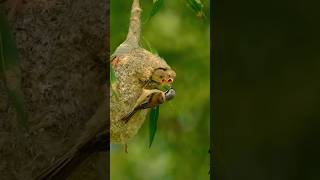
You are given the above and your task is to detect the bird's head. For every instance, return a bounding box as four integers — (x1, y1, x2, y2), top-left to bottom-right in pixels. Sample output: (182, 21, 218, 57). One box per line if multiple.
(151, 68, 176, 86)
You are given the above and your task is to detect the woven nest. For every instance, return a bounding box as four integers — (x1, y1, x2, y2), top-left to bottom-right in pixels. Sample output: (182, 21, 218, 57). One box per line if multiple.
(110, 47, 172, 143)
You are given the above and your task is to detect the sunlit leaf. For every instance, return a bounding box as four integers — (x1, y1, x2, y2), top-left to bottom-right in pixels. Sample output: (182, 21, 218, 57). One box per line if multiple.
(149, 105, 159, 148)
(0, 7, 29, 130)
(146, 0, 164, 23)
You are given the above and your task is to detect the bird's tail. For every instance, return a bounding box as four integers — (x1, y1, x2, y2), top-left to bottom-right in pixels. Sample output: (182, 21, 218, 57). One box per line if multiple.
(121, 108, 138, 123)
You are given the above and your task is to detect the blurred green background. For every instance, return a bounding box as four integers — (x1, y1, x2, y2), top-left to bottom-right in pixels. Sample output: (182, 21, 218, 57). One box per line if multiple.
(110, 0, 210, 179)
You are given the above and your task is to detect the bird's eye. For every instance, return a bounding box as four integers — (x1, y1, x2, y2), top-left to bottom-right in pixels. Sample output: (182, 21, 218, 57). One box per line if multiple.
(161, 79, 165, 83)
(167, 78, 173, 83)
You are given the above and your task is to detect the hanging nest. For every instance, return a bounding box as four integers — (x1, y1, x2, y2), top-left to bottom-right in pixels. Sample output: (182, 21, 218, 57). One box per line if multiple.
(110, 0, 176, 144)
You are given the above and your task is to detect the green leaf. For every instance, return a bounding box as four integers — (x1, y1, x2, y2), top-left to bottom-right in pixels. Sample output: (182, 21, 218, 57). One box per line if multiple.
(146, 0, 164, 23)
(0, 7, 29, 130)
(186, 0, 206, 18)
(149, 105, 159, 148)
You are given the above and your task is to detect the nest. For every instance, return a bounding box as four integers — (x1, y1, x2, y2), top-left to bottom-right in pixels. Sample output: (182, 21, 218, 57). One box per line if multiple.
(110, 0, 176, 144)
(110, 48, 172, 143)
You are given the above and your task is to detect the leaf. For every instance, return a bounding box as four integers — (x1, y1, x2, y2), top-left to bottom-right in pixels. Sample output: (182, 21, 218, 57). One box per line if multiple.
(0, 6, 29, 130)
(186, 0, 206, 18)
(146, 0, 164, 23)
(149, 105, 159, 148)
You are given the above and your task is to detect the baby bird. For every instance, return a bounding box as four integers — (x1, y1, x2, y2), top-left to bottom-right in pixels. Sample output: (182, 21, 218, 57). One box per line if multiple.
(121, 88, 176, 123)
(143, 68, 176, 89)
(152, 68, 176, 84)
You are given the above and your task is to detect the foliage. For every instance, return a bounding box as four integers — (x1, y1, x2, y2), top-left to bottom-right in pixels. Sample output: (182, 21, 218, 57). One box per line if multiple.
(146, 0, 165, 23)
(149, 105, 159, 148)
(186, 0, 206, 18)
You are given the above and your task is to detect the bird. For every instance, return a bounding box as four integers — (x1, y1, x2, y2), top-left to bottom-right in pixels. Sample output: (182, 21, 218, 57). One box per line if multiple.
(143, 68, 176, 89)
(121, 88, 176, 123)
(121, 90, 165, 123)
(151, 68, 176, 84)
